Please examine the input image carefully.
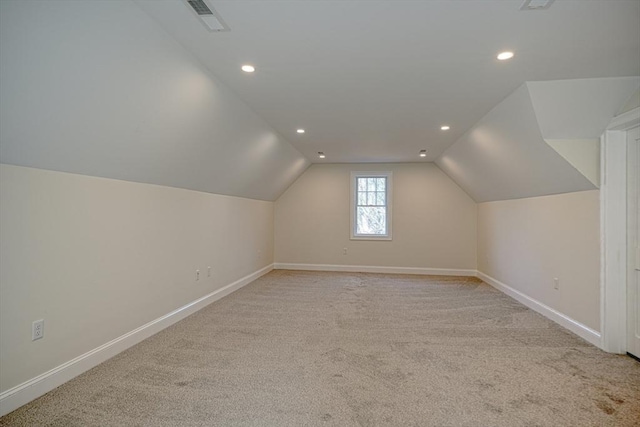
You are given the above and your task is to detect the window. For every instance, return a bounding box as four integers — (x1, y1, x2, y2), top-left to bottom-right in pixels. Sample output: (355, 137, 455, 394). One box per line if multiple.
(350, 171, 392, 240)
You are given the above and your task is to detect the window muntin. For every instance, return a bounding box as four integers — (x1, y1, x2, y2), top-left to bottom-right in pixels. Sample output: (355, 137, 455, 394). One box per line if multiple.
(350, 172, 392, 240)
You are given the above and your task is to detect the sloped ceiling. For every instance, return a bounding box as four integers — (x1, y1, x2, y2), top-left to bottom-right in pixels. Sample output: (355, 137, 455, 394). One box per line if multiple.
(619, 88, 640, 115)
(0, 0, 309, 201)
(545, 139, 600, 187)
(1, 0, 638, 204)
(135, 0, 640, 163)
(527, 77, 640, 139)
(436, 78, 640, 202)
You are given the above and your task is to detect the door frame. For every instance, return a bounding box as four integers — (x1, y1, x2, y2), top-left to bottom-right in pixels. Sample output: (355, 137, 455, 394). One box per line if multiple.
(601, 107, 640, 353)
(627, 125, 640, 358)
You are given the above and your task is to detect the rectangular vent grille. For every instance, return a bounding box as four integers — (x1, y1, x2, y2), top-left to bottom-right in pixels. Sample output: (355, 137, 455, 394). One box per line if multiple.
(188, 0, 213, 16)
(184, 0, 230, 32)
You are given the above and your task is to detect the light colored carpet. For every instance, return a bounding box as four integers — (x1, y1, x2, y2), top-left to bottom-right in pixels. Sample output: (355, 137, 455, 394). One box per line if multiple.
(1, 270, 639, 426)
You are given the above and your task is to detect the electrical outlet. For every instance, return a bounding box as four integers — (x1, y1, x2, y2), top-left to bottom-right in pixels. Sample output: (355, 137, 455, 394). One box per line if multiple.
(343, 247, 348, 255)
(553, 278, 559, 290)
(32, 319, 44, 341)
(207, 266, 211, 277)
(196, 270, 200, 281)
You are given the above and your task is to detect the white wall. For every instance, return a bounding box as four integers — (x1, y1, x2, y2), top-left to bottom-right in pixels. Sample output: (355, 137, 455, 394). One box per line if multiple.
(0, 164, 274, 394)
(275, 163, 477, 271)
(0, 0, 309, 202)
(477, 190, 600, 331)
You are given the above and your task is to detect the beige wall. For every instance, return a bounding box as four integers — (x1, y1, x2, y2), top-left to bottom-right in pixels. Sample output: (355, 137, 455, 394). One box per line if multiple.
(0, 162, 603, 394)
(0, 164, 274, 393)
(275, 163, 477, 270)
(477, 190, 600, 331)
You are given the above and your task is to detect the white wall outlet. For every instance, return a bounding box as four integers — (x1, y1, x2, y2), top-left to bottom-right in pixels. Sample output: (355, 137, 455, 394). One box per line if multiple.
(196, 270, 200, 281)
(32, 319, 44, 341)
(553, 277, 559, 290)
(207, 266, 211, 277)
(343, 247, 348, 255)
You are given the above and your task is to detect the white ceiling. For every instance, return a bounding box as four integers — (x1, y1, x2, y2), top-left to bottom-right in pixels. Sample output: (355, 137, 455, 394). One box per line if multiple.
(135, 0, 640, 163)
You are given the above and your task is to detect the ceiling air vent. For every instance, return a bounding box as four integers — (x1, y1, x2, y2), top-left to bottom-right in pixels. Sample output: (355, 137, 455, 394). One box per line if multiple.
(188, 0, 212, 15)
(520, 0, 555, 10)
(184, 0, 230, 32)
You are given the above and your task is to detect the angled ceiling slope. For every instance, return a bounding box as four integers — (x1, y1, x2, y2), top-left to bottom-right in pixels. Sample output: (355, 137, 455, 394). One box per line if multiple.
(0, 0, 309, 202)
(436, 77, 640, 203)
(528, 77, 640, 139)
(533, 77, 640, 187)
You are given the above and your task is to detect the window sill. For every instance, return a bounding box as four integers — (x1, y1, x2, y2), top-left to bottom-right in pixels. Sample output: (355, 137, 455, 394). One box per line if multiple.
(350, 236, 392, 241)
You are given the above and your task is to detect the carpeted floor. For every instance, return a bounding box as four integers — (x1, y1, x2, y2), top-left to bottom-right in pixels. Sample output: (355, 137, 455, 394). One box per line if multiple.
(1, 270, 639, 426)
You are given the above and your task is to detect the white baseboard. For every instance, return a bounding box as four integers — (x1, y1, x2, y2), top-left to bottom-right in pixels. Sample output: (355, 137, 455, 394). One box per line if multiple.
(274, 262, 477, 277)
(477, 271, 602, 348)
(0, 264, 274, 417)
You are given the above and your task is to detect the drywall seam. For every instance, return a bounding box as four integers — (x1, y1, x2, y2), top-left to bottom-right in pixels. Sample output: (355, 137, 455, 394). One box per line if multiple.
(0, 264, 274, 417)
(477, 271, 602, 348)
(274, 263, 477, 277)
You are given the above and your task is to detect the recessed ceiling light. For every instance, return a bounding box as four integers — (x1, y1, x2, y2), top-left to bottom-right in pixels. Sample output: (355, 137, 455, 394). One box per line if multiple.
(318, 152, 325, 159)
(297, 129, 305, 134)
(440, 125, 451, 131)
(497, 51, 515, 61)
(241, 64, 255, 73)
(419, 150, 427, 158)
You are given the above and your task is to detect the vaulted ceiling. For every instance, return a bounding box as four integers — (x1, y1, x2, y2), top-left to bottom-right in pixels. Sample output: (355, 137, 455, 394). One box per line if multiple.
(136, 0, 640, 163)
(1, 0, 638, 202)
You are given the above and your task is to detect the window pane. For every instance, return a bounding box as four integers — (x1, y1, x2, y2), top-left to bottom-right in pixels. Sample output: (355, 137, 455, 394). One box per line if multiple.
(352, 173, 391, 239)
(367, 192, 376, 205)
(356, 207, 387, 235)
(358, 192, 367, 205)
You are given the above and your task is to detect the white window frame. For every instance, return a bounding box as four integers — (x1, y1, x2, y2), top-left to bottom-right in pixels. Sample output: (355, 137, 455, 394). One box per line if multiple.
(350, 171, 393, 240)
